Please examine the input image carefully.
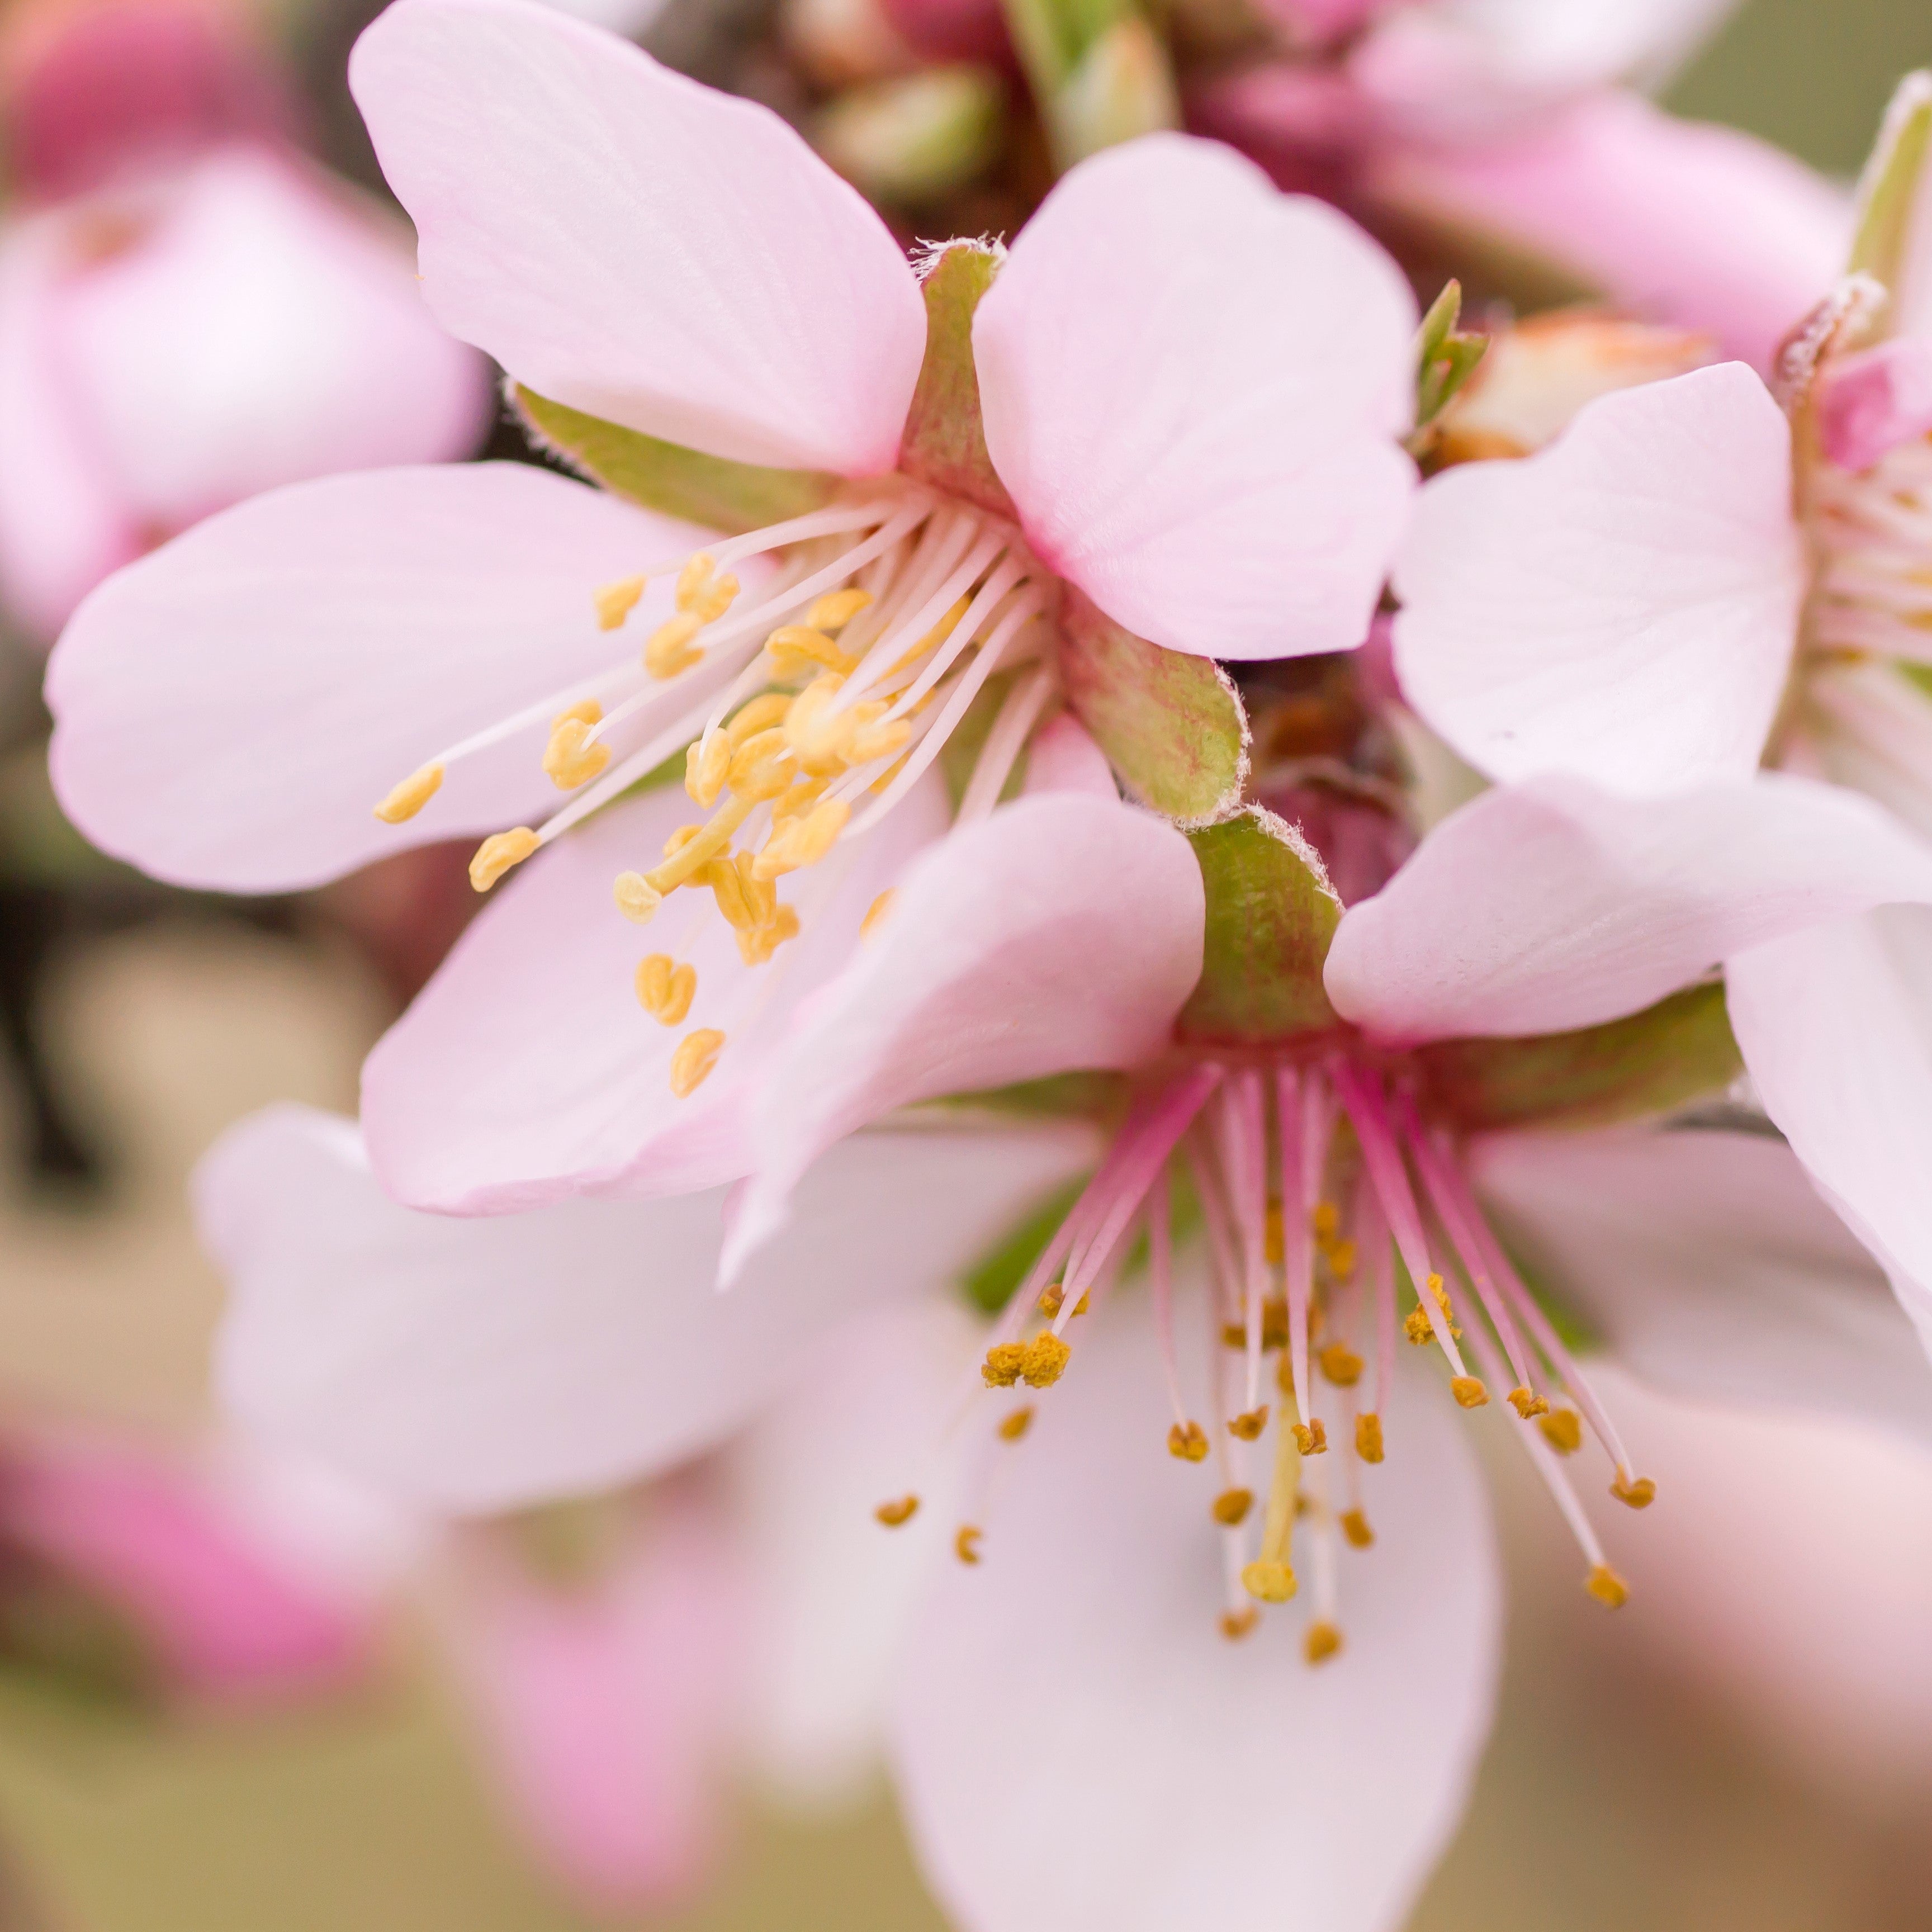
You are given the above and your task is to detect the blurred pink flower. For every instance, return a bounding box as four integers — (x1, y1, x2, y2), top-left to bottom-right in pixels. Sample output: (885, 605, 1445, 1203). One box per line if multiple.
(1194, 0, 1847, 372)
(0, 1429, 378, 1704)
(0, 0, 493, 643)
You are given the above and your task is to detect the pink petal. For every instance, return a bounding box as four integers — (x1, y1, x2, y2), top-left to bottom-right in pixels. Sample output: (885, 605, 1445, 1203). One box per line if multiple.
(719, 794, 1204, 1278)
(1324, 773, 1932, 1043)
(200, 1104, 1097, 1512)
(448, 1504, 739, 1907)
(1019, 711, 1116, 798)
(1472, 1127, 1932, 1443)
(889, 1288, 1499, 1932)
(1726, 907, 1932, 1362)
(1393, 362, 1805, 795)
(728, 1300, 984, 1802)
(1816, 337, 1932, 473)
(47, 462, 701, 892)
(8, 1437, 375, 1701)
(46, 146, 491, 536)
(350, 0, 925, 475)
(362, 773, 946, 1214)
(974, 132, 1416, 662)
(1361, 92, 1847, 376)
(0, 207, 142, 642)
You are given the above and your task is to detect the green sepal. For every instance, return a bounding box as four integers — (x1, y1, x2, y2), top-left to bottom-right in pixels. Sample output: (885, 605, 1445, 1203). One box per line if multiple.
(1417, 981, 1742, 1135)
(897, 242, 1016, 518)
(514, 387, 838, 534)
(959, 1175, 1089, 1314)
(1848, 70, 1932, 327)
(1177, 807, 1342, 1048)
(813, 66, 1006, 209)
(1058, 589, 1249, 824)
(1412, 279, 1488, 435)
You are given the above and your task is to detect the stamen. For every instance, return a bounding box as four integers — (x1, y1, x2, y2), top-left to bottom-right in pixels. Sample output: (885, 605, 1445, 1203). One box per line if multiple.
(875, 1495, 920, 1527)
(634, 953, 696, 1025)
(1539, 1409, 1583, 1454)
(1243, 1403, 1303, 1603)
(1220, 1607, 1258, 1641)
(1304, 1621, 1343, 1664)
(955, 1526, 983, 1565)
(373, 763, 443, 823)
(1319, 1343, 1364, 1386)
(1355, 1413, 1384, 1463)
(861, 889, 897, 940)
(470, 826, 538, 891)
(1340, 1508, 1374, 1548)
(753, 797, 850, 880)
(1168, 1423, 1209, 1462)
(1611, 1475, 1658, 1509)
(1292, 1419, 1328, 1454)
(1450, 1376, 1490, 1409)
(542, 700, 612, 790)
(613, 872, 663, 923)
(981, 1342, 1027, 1388)
(669, 1028, 725, 1097)
(1212, 1488, 1254, 1526)
(998, 1406, 1033, 1441)
(594, 575, 646, 630)
(1587, 1565, 1631, 1609)
(1020, 1333, 1070, 1387)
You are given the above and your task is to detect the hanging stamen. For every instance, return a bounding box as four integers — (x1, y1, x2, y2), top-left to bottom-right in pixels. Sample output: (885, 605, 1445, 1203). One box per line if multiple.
(1302, 1448, 1343, 1665)
(633, 953, 696, 1025)
(1241, 1408, 1302, 1604)
(1353, 1181, 1394, 1464)
(594, 574, 646, 630)
(1151, 1163, 1197, 1451)
(542, 699, 612, 790)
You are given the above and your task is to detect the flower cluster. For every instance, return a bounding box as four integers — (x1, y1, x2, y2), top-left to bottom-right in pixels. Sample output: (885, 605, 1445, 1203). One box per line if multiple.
(36, 0, 1932, 1926)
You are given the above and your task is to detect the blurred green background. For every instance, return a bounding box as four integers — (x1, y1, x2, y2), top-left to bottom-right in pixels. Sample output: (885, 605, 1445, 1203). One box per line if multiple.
(5, 0, 1932, 1928)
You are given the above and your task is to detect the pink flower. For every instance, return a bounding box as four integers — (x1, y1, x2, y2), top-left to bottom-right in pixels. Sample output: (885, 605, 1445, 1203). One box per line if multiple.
(46, 0, 1419, 1218)
(1195, 0, 1848, 373)
(0, 0, 493, 642)
(1386, 79, 1932, 1360)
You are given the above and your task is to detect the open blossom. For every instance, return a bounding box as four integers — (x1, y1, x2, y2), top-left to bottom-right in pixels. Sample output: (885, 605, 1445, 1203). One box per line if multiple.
(191, 634, 1932, 1929)
(1388, 73, 1932, 1359)
(46, 0, 1419, 1215)
(0, 0, 493, 643)
(1194, 0, 1847, 374)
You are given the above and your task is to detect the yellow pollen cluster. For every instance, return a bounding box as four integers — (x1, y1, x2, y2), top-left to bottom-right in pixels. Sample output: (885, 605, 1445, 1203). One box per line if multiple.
(981, 1333, 1071, 1389)
(644, 553, 740, 679)
(1220, 1607, 1259, 1642)
(1611, 1474, 1658, 1510)
(594, 574, 645, 631)
(1291, 1418, 1328, 1455)
(1586, 1564, 1630, 1609)
(1318, 1342, 1364, 1388)
(998, 1405, 1034, 1442)
(669, 1028, 725, 1097)
(633, 954, 696, 1026)
(874, 1494, 919, 1528)
(861, 889, 897, 940)
(1229, 1405, 1269, 1442)
(373, 762, 443, 824)
(470, 826, 538, 892)
(1339, 1508, 1374, 1549)
(1037, 1283, 1090, 1320)
(1167, 1420, 1209, 1462)
(1303, 1621, 1343, 1665)
(1508, 1386, 1550, 1419)
(1241, 1560, 1298, 1604)
(1355, 1413, 1385, 1464)
(543, 700, 612, 790)
(1211, 1488, 1253, 1526)
(1450, 1376, 1490, 1410)
(1538, 1409, 1583, 1454)
(955, 1526, 984, 1565)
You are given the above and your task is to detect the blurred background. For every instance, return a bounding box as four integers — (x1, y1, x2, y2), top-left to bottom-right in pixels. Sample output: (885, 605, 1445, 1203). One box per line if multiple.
(3, 0, 1932, 1926)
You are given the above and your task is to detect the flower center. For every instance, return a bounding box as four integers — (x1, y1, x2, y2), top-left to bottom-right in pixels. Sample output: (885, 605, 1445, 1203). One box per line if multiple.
(371, 477, 1057, 1091)
(877, 1049, 1655, 1660)
(1803, 433, 1932, 662)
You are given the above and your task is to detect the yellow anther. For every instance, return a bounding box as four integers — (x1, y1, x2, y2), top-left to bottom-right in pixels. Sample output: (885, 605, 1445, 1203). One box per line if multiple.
(765, 624, 858, 680)
(1261, 1298, 1289, 1350)
(735, 905, 800, 966)
(675, 553, 738, 622)
(1450, 1376, 1489, 1410)
(875, 1494, 919, 1527)
(1508, 1387, 1550, 1419)
(753, 797, 850, 881)
(981, 1343, 1026, 1388)
(633, 954, 695, 1025)
(1538, 1409, 1583, 1455)
(1339, 1508, 1374, 1549)
(1021, 1333, 1071, 1388)
(726, 693, 793, 745)
(1219, 1607, 1258, 1642)
(1611, 1474, 1658, 1510)
(848, 712, 911, 766)
(1291, 1419, 1328, 1455)
(1428, 1273, 1462, 1337)
(543, 701, 611, 790)
(685, 732, 730, 808)
(807, 587, 872, 633)
(1311, 1200, 1340, 1241)
(645, 609, 704, 680)
(646, 795, 755, 896)
(470, 826, 538, 892)
(1229, 1406, 1269, 1442)
(1325, 1238, 1357, 1280)
(594, 574, 647, 630)
(1304, 1621, 1343, 1665)
(727, 727, 795, 803)
(954, 1525, 983, 1565)
(702, 858, 756, 930)
(1263, 1198, 1284, 1266)
(771, 775, 828, 821)
(669, 1028, 725, 1097)
(1211, 1488, 1254, 1526)
(1036, 1284, 1090, 1320)
(780, 673, 853, 768)
(1586, 1564, 1630, 1609)
(374, 762, 443, 824)
(1241, 1560, 1298, 1604)
(998, 1405, 1034, 1442)
(1404, 1306, 1435, 1346)
(861, 889, 897, 941)
(1318, 1342, 1364, 1388)
(613, 870, 663, 924)
(1167, 1420, 1209, 1462)
(1355, 1413, 1385, 1464)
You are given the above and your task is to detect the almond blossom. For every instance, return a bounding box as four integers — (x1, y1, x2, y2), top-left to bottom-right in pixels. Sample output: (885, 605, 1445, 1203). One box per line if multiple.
(189, 667, 1932, 1928)
(0, 0, 491, 642)
(1194, 0, 1848, 374)
(1389, 72, 1932, 1372)
(45, 0, 1419, 1216)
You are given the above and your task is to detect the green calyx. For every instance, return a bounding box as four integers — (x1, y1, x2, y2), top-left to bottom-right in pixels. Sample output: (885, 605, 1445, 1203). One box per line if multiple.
(1058, 591, 1249, 823)
(813, 67, 1006, 209)
(1177, 807, 1342, 1048)
(514, 387, 837, 533)
(1411, 279, 1488, 444)
(997, 0, 1178, 171)
(898, 241, 1016, 518)
(1418, 981, 1743, 1135)
(1848, 70, 1932, 333)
